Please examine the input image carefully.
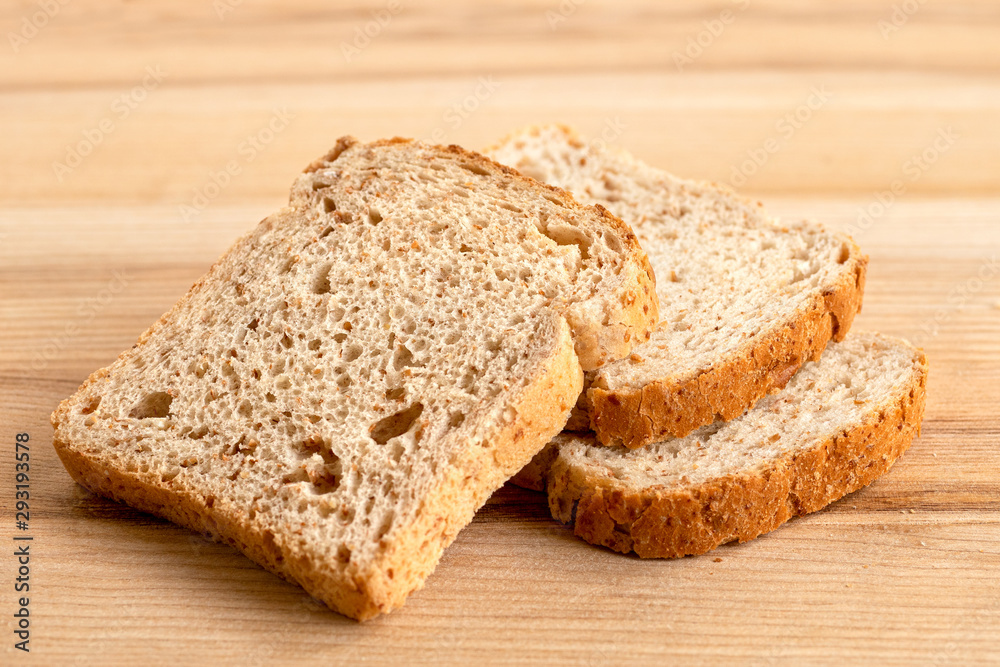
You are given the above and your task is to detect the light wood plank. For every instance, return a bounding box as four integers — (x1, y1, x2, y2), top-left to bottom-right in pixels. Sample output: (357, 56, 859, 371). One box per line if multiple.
(2, 1, 999, 663)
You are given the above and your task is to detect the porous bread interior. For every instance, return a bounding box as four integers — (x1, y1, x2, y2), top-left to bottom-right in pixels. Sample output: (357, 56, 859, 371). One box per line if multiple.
(488, 126, 856, 393)
(52, 137, 653, 616)
(555, 332, 922, 490)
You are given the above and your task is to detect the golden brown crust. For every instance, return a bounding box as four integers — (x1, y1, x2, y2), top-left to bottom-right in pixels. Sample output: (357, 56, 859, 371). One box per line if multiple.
(589, 244, 868, 449)
(369, 315, 582, 615)
(548, 347, 928, 558)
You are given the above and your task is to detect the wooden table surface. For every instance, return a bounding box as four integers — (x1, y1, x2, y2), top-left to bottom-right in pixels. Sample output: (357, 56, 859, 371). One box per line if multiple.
(2, 1, 999, 664)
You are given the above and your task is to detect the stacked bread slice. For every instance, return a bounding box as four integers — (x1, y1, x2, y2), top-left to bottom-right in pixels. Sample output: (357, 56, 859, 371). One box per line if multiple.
(487, 126, 927, 557)
(51, 137, 658, 620)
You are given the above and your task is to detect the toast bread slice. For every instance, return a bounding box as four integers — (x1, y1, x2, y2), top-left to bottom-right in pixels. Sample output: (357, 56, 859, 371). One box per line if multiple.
(51, 136, 658, 619)
(513, 332, 927, 558)
(488, 126, 867, 449)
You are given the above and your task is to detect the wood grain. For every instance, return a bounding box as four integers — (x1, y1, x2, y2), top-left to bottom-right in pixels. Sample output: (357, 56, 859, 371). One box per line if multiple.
(1, 1, 999, 664)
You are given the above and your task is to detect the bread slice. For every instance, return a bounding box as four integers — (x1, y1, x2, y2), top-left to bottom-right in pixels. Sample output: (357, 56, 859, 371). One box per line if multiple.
(513, 332, 927, 558)
(488, 126, 868, 449)
(51, 137, 658, 620)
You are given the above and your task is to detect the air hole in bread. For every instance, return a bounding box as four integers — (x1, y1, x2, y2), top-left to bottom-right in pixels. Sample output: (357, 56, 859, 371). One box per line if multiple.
(343, 345, 363, 363)
(541, 192, 566, 207)
(308, 339, 322, 351)
(449, 412, 466, 428)
(80, 396, 102, 415)
(393, 344, 419, 370)
(368, 207, 383, 225)
(312, 263, 333, 295)
(377, 511, 395, 540)
(129, 392, 173, 419)
(459, 162, 490, 176)
(222, 362, 242, 391)
(603, 232, 623, 254)
(838, 243, 850, 264)
(459, 370, 477, 391)
(386, 387, 406, 401)
(281, 334, 294, 350)
(306, 468, 338, 494)
(322, 197, 337, 213)
(319, 226, 335, 240)
(370, 403, 424, 445)
(539, 222, 592, 260)
(497, 201, 522, 213)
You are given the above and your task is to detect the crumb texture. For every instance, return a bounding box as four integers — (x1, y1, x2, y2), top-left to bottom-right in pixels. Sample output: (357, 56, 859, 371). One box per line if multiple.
(51, 137, 657, 620)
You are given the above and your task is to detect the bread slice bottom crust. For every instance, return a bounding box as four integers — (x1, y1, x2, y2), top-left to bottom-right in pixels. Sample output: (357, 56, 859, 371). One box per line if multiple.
(541, 344, 927, 559)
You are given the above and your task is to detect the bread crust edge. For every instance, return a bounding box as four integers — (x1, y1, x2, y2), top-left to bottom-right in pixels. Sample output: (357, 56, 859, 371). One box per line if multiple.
(589, 240, 869, 449)
(547, 346, 928, 558)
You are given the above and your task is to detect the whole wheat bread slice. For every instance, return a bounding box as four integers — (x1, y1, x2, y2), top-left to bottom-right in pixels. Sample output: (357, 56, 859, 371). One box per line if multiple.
(51, 137, 658, 620)
(488, 126, 868, 449)
(513, 332, 927, 558)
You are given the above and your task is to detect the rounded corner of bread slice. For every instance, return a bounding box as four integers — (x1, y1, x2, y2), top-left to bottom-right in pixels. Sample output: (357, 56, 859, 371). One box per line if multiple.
(487, 128, 872, 449)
